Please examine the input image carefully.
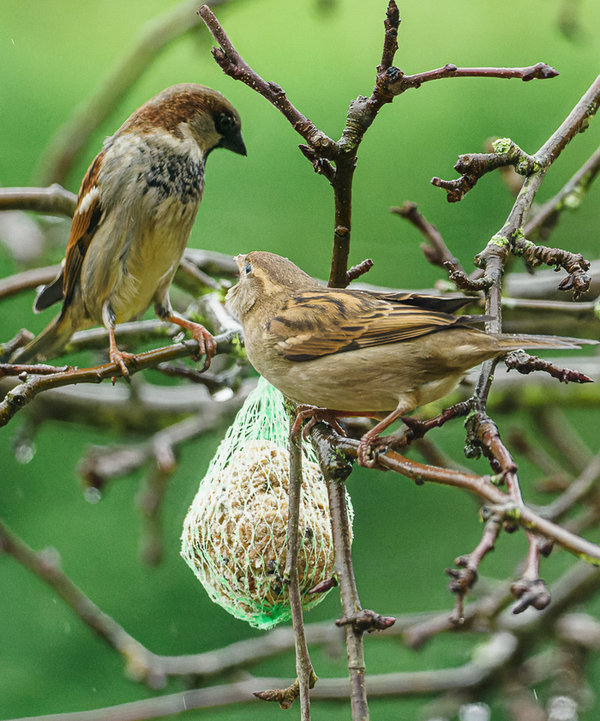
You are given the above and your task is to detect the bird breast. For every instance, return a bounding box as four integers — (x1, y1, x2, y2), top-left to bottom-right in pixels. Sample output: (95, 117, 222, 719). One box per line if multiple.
(80, 132, 205, 324)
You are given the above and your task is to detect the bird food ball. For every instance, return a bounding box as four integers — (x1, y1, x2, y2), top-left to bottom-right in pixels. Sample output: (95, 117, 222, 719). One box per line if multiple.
(182, 439, 347, 629)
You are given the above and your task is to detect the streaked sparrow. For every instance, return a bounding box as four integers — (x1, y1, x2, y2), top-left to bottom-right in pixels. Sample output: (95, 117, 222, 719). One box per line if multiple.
(226, 251, 593, 463)
(13, 83, 246, 374)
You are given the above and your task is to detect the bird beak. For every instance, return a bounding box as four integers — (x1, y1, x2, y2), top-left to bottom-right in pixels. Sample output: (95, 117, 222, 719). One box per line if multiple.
(220, 129, 247, 156)
(234, 254, 246, 274)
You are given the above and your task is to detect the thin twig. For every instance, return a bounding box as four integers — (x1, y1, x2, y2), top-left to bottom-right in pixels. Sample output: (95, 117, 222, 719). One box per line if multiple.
(310, 424, 372, 720)
(532, 406, 594, 475)
(278, 419, 315, 715)
(538, 452, 600, 522)
(0, 265, 61, 301)
(0, 519, 162, 688)
(390, 202, 466, 275)
(446, 516, 502, 623)
(197, 5, 336, 153)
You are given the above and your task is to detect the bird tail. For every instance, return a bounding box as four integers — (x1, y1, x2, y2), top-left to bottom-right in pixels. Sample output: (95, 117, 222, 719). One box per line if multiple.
(10, 311, 78, 364)
(494, 333, 598, 351)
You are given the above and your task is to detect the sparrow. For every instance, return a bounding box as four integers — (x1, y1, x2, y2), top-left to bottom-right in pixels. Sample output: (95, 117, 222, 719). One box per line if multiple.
(226, 251, 593, 464)
(12, 83, 246, 374)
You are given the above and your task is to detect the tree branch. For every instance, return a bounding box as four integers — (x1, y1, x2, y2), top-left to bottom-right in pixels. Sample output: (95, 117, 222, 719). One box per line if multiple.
(0, 332, 237, 428)
(0, 185, 76, 216)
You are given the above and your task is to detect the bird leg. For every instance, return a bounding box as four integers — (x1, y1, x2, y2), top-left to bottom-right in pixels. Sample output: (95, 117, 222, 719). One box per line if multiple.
(103, 302, 135, 379)
(358, 408, 407, 468)
(156, 305, 216, 371)
(107, 325, 136, 379)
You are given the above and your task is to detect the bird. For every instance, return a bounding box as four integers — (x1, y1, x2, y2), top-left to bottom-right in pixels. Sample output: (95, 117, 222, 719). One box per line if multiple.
(12, 83, 246, 375)
(226, 251, 594, 465)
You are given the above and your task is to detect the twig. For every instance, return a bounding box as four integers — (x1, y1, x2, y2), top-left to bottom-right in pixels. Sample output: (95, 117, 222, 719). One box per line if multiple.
(4, 507, 600, 720)
(346, 258, 374, 284)
(400, 400, 472, 446)
(504, 349, 594, 384)
(395, 62, 558, 92)
(431, 139, 540, 203)
(199, 3, 557, 291)
(0, 265, 61, 301)
(197, 5, 335, 153)
(451, 76, 600, 551)
(197, 3, 348, 285)
(433, 68, 600, 208)
(507, 426, 570, 484)
(0, 362, 69, 378)
(538, 452, 600, 522)
(254, 427, 317, 713)
(446, 516, 502, 624)
(390, 202, 466, 275)
(77, 387, 252, 487)
(511, 538, 552, 614)
(0, 519, 162, 688)
(269, 419, 315, 715)
(510, 239, 591, 299)
(310, 424, 372, 720)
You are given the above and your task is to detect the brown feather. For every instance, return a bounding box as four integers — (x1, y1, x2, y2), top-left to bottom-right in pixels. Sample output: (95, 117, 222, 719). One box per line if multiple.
(62, 152, 104, 309)
(269, 290, 473, 361)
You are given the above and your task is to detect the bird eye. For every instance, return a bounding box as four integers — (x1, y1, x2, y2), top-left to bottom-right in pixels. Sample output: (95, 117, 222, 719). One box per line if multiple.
(215, 112, 235, 135)
(244, 261, 252, 275)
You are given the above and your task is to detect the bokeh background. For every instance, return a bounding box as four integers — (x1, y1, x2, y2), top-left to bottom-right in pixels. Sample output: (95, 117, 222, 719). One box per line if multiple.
(1, 0, 600, 719)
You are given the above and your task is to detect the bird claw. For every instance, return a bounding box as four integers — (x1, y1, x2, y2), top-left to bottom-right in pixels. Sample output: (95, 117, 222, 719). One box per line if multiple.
(109, 348, 137, 383)
(292, 405, 347, 440)
(187, 324, 216, 371)
(357, 434, 391, 468)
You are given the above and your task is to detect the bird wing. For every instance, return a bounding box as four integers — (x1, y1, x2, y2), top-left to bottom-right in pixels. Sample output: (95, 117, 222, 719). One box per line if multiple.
(268, 289, 472, 361)
(371, 290, 474, 314)
(61, 152, 105, 309)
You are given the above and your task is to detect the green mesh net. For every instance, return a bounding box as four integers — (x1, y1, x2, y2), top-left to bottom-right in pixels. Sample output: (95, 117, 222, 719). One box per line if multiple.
(181, 377, 353, 629)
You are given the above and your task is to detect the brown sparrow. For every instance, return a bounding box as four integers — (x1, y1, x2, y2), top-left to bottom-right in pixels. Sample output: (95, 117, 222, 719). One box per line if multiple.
(226, 251, 593, 464)
(13, 83, 246, 374)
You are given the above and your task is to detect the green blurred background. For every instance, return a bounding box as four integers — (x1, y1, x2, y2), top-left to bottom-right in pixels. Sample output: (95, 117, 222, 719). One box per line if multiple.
(1, 0, 599, 719)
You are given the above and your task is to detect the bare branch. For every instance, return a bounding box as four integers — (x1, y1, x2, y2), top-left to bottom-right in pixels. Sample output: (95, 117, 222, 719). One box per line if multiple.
(447, 516, 502, 623)
(0, 185, 76, 216)
(0, 332, 237, 427)
(0, 265, 61, 302)
(281, 420, 316, 716)
(398, 62, 558, 90)
(311, 427, 600, 564)
(505, 349, 594, 384)
(391, 202, 466, 275)
(310, 424, 373, 719)
(346, 258, 374, 284)
(197, 5, 336, 154)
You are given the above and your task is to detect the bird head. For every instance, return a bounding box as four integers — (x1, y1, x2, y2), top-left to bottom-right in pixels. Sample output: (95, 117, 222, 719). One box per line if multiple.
(118, 83, 246, 158)
(226, 251, 318, 320)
